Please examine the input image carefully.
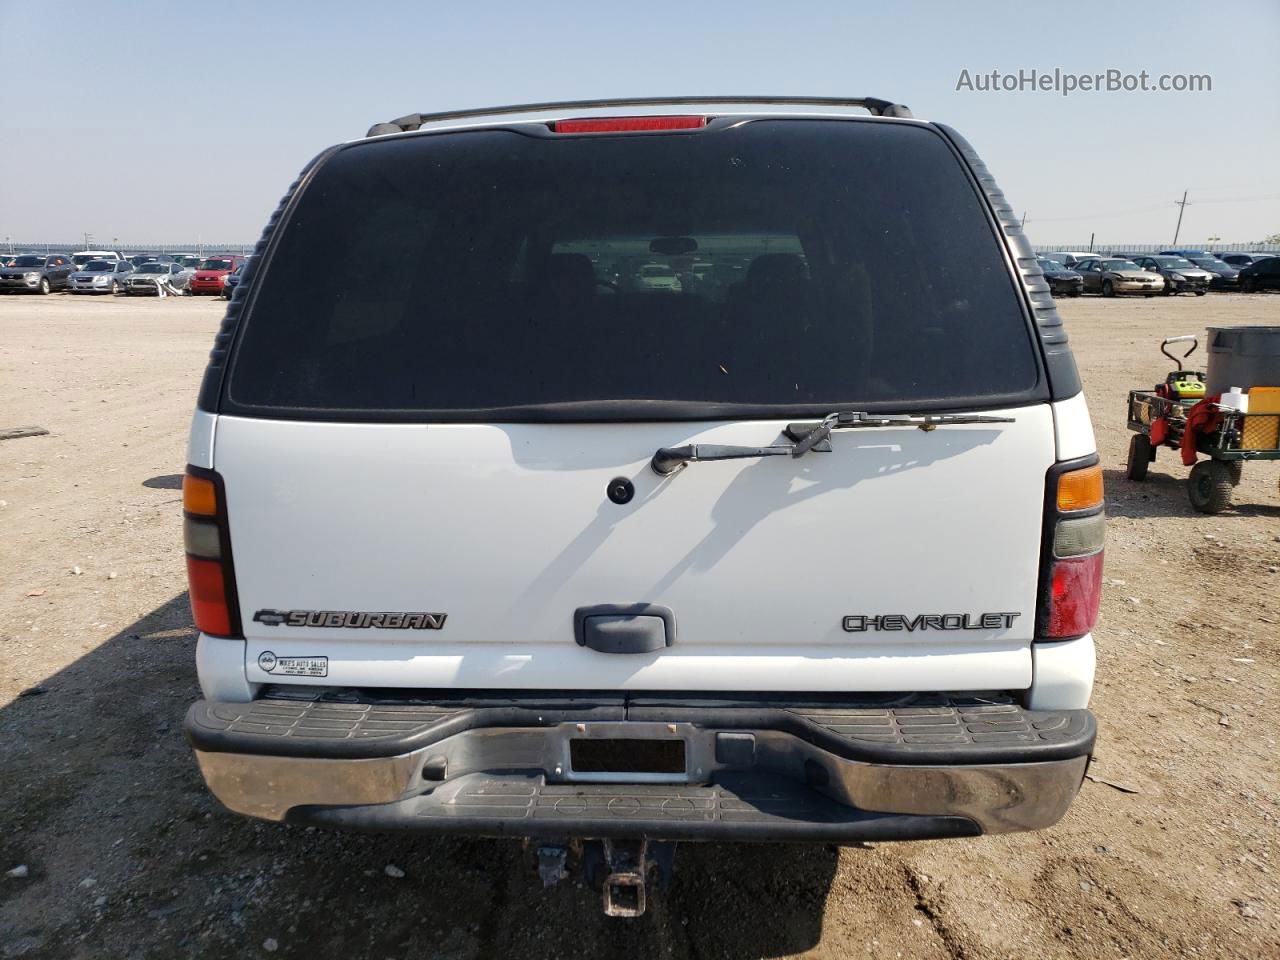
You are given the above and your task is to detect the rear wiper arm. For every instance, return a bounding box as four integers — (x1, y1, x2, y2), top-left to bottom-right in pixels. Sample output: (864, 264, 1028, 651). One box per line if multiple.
(651, 443, 797, 476)
(651, 410, 1014, 477)
(788, 410, 1016, 456)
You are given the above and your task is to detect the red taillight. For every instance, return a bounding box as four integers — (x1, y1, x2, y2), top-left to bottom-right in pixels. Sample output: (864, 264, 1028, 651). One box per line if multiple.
(187, 555, 232, 636)
(553, 115, 706, 133)
(184, 466, 240, 638)
(1042, 551, 1104, 639)
(1037, 460, 1105, 641)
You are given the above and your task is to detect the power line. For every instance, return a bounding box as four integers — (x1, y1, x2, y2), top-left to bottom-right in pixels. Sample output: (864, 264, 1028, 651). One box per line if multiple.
(1172, 190, 1190, 246)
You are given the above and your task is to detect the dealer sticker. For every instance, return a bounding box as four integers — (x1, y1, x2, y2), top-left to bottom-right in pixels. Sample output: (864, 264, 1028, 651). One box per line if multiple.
(256, 651, 328, 677)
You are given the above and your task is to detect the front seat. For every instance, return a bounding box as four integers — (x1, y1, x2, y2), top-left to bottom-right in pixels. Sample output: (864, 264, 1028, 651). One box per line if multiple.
(533, 253, 597, 317)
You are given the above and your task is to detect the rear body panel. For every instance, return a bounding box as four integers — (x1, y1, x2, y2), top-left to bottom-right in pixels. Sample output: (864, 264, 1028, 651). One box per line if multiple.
(214, 404, 1054, 692)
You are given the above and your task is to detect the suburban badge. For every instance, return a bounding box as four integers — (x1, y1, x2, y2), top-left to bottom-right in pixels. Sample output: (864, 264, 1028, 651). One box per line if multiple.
(252, 609, 447, 629)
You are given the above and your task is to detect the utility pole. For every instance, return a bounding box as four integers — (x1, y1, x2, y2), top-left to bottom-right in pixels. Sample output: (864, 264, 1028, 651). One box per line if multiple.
(1088, 232, 1094, 253)
(1172, 190, 1190, 246)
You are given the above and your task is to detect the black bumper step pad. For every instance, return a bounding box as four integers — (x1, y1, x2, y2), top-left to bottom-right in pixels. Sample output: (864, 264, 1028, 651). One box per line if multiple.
(187, 690, 1093, 766)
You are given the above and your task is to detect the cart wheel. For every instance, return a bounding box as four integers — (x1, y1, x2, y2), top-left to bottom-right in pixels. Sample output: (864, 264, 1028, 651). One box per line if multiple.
(1226, 460, 1243, 485)
(1187, 460, 1233, 514)
(1126, 434, 1152, 481)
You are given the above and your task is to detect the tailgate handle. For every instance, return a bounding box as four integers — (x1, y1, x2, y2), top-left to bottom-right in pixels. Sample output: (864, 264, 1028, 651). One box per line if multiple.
(574, 605, 675, 654)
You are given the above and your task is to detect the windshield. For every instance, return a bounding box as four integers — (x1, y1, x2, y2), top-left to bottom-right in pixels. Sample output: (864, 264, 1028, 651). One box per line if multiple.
(1104, 259, 1141, 271)
(1153, 257, 1194, 269)
(1189, 257, 1228, 269)
(199, 259, 233, 270)
(84, 260, 113, 271)
(228, 121, 1042, 418)
(137, 264, 166, 274)
(1038, 259, 1067, 271)
(13, 256, 44, 267)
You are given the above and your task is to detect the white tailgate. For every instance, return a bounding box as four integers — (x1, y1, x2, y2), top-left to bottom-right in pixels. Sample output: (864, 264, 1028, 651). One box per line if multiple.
(214, 407, 1055, 691)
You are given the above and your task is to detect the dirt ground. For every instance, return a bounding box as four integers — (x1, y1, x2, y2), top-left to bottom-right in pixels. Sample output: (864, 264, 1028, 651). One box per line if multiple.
(1, 291, 1277, 960)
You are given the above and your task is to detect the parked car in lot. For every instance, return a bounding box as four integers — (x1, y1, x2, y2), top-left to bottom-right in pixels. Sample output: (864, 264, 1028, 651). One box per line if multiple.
(1239, 256, 1280, 293)
(189, 254, 244, 295)
(69, 258, 134, 294)
(183, 97, 1102, 914)
(220, 257, 252, 299)
(124, 261, 191, 295)
(172, 253, 204, 269)
(0, 253, 75, 294)
(71, 249, 125, 270)
(1128, 255, 1211, 296)
(1216, 252, 1273, 269)
(1035, 257, 1083, 297)
(1074, 257, 1163, 296)
(636, 262, 681, 292)
(1040, 251, 1097, 269)
(1158, 250, 1239, 290)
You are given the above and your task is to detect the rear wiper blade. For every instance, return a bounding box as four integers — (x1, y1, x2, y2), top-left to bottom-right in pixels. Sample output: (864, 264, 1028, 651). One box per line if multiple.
(787, 410, 1016, 456)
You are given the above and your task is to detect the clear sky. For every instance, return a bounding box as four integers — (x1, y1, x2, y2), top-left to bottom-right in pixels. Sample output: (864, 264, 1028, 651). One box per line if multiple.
(2, 0, 1277, 248)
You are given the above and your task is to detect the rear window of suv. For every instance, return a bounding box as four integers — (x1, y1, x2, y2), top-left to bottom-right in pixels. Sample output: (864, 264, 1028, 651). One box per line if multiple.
(225, 119, 1042, 420)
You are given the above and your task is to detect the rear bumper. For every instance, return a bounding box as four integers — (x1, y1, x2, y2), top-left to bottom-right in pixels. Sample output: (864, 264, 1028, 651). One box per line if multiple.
(1113, 280, 1163, 293)
(185, 691, 1094, 842)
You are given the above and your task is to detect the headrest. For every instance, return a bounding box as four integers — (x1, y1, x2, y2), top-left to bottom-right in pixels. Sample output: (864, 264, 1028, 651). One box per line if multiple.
(746, 253, 807, 295)
(541, 253, 596, 290)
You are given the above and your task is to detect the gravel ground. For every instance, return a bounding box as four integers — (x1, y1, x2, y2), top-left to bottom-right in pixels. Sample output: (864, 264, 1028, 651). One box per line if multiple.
(1, 291, 1278, 959)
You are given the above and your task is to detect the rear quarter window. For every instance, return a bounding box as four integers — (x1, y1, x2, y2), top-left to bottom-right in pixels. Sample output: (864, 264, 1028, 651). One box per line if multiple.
(225, 119, 1043, 420)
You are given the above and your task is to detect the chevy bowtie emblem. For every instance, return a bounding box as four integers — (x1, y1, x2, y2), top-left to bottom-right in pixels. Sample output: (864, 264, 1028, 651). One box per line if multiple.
(252, 609, 447, 629)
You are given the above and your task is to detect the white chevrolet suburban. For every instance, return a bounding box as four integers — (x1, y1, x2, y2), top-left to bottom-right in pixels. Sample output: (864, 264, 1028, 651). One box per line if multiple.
(183, 97, 1103, 916)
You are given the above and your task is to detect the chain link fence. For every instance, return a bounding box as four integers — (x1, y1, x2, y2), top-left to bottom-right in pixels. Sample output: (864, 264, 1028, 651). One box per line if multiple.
(4, 242, 255, 255)
(1032, 242, 1280, 255)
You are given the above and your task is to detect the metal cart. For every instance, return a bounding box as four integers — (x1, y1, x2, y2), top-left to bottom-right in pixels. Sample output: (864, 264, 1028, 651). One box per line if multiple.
(1125, 336, 1280, 514)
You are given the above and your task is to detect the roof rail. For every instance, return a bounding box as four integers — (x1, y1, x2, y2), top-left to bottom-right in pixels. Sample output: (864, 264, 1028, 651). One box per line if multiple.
(365, 96, 913, 137)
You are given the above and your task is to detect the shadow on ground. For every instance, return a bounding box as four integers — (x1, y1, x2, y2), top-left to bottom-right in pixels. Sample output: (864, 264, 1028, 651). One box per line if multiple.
(141, 474, 184, 491)
(0, 595, 838, 959)
(1104, 466, 1280, 519)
